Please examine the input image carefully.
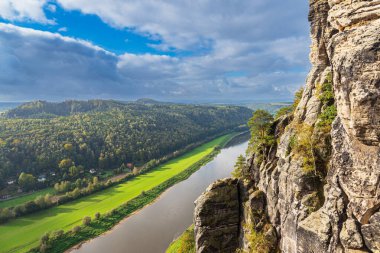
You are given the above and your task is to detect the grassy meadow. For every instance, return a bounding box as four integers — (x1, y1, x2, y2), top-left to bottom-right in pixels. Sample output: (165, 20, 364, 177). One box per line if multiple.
(0, 134, 232, 253)
(0, 188, 55, 209)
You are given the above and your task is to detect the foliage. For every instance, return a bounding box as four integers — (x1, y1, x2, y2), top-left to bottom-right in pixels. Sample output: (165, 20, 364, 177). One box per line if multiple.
(18, 173, 37, 191)
(0, 188, 55, 209)
(54, 181, 72, 193)
(317, 72, 334, 105)
(0, 100, 251, 189)
(166, 225, 195, 253)
(316, 105, 337, 131)
(293, 87, 304, 109)
(274, 105, 293, 119)
(289, 123, 316, 174)
(0, 135, 233, 253)
(237, 223, 273, 253)
(274, 87, 304, 119)
(231, 155, 247, 178)
(0, 134, 236, 223)
(82, 216, 91, 226)
(247, 110, 275, 164)
(316, 72, 336, 133)
(26, 138, 231, 253)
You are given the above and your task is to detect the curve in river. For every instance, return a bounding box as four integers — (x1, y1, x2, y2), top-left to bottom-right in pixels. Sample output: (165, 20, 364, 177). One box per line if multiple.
(71, 140, 248, 253)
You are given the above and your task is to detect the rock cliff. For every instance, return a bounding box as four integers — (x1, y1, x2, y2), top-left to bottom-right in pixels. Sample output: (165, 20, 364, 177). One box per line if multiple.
(194, 1, 380, 252)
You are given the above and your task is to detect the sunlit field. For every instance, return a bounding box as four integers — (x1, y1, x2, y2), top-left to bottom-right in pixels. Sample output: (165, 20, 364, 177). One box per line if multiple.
(0, 134, 231, 253)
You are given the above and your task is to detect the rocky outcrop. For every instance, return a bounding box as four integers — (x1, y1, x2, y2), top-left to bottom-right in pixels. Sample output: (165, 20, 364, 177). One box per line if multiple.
(194, 1, 380, 252)
(194, 178, 240, 253)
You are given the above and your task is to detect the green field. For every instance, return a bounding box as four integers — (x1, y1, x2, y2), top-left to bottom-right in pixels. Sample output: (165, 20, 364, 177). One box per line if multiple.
(0, 188, 55, 209)
(0, 134, 231, 253)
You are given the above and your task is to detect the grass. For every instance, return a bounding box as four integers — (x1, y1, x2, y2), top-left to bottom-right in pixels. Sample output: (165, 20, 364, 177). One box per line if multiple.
(0, 134, 233, 253)
(166, 225, 195, 253)
(0, 188, 55, 209)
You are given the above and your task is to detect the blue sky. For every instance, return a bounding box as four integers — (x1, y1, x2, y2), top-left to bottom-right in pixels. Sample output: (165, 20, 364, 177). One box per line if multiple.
(0, 0, 310, 102)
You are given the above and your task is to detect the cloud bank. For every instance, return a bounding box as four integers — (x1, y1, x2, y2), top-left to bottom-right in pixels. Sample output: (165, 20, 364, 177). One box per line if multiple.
(0, 0, 310, 102)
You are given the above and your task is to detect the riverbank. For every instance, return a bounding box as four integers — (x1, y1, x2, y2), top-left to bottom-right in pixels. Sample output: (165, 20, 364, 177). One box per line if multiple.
(69, 138, 248, 253)
(29, 134, 236, 253)
(0, 133, 237, 253)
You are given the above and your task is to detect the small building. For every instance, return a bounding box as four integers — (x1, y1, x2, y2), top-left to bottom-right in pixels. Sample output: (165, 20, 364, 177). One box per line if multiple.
(127, 163, 133, 169)
(38, 175, 47, 182)
(7, 180, 15, 185)
(89, 169, 97, 174)
(51, 172, 56, 176)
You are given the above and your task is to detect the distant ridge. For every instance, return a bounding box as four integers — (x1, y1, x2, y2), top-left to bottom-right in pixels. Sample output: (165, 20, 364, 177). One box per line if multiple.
(3, 99, 127, 118)
(2, 98, 247, 119)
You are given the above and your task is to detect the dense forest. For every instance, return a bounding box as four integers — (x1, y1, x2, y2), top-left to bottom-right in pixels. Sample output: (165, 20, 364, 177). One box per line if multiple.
(0, 99, 251, 190)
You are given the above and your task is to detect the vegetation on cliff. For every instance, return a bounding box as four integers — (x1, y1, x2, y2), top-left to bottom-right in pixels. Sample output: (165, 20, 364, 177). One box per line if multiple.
(166, 225, 195, 253)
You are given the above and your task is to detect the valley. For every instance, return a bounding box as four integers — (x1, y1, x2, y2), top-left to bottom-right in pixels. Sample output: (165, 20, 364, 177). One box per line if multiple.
(0, 134, 234, 253)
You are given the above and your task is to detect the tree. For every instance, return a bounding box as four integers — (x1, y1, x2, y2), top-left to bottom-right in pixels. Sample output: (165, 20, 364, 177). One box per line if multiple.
(247, 110, 275, 161)
(69, 165, 79, 177)
(18, 172, 37, 191)
(248, 110, 274, 139)
(54, 181, 71, 193)
(231, 155, 247, 178)
(63, 143, 73, 152)
(58, 159, 73, 170)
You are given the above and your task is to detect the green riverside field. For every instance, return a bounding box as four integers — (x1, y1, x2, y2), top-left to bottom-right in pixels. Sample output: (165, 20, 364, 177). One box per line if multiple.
(0, 134, 232, 253)
(0, 188, 55, 209)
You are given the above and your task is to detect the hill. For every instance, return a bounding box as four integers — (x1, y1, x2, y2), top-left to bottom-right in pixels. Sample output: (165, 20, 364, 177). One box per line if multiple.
(0, 100, 251, 189)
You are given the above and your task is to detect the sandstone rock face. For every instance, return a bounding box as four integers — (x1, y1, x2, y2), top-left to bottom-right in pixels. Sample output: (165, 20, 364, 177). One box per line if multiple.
(194, 178, 240, 253)
(194, 0, 380, 252)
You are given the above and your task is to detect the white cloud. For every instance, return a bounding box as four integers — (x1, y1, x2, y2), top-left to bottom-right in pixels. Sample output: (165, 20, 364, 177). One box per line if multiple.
(47, 4, 56, 13)
(0, 0, 311, 102)
(58, 27, 68, 32)
(0, 0, 53, 23)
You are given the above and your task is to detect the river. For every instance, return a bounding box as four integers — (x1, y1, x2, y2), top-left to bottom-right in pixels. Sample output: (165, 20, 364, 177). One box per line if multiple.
(71, 139, 248, 253)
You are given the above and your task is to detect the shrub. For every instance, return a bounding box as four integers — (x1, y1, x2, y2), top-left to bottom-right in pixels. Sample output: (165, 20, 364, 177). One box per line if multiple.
(242, 223, 273, 253)
(275, 105, 292, 119)
(51, 230, 64, 240)
(72, 226, 81, 233)
(39, 243, 49, 253)
(95, 212, 101, 220)
(290, 123, 315, 174)
(40, 233, 50, 244)
(82, 216, 91, 226)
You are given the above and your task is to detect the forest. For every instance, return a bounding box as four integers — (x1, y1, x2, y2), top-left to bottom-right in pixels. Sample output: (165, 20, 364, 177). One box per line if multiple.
(0, 99, 251, 191)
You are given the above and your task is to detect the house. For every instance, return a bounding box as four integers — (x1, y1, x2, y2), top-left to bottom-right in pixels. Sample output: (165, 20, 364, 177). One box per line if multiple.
(127, 163, 133, 169)
(7, 180, 15, 185)
(38, 175, 47, 182)
(89, 169, 97, 174)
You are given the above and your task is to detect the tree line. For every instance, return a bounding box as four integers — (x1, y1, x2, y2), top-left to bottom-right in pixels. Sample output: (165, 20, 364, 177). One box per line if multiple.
(0, 100, 252, 191)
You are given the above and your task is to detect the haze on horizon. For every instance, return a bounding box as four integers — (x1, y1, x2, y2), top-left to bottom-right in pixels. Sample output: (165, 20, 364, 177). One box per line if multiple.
(0, 0, 310, 103)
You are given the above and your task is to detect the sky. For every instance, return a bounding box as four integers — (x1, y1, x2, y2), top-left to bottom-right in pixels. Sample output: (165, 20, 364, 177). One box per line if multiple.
(0, 0, 310, 103)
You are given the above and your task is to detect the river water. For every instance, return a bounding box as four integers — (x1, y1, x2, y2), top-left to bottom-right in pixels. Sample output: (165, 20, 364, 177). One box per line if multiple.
(71, 139, 248, 253)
